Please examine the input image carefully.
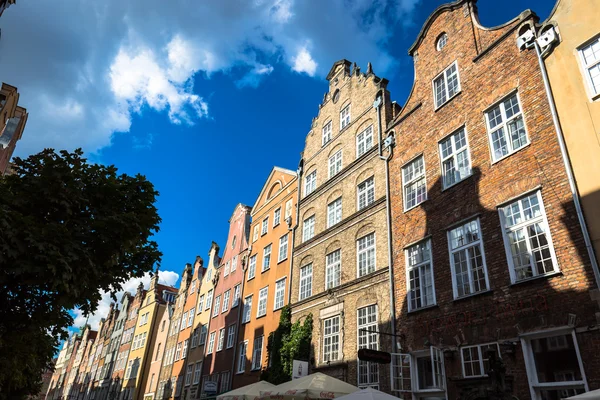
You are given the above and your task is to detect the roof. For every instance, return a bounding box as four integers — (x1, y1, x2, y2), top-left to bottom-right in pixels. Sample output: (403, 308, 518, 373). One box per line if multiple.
(251, 166, 297, 213)
(326, 59, 352, 81)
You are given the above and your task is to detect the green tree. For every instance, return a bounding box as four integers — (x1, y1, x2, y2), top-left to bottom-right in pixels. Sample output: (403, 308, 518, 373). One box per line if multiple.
(0, 149, 162, 399)
(262, 306, 313, 384)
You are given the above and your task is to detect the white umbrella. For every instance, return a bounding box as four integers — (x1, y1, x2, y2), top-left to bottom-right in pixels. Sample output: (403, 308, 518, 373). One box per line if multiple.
(566, 389, 600, 399)
(259, 373, 359, 400)
(218, 381, 275, 400)
(335, 388, 401, 400)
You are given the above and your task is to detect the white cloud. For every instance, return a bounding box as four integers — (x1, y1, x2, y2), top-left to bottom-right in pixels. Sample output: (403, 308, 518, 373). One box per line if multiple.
(72, 270, 180, 330)
(0, 0, 421, 157)
(291, 46, 318, 76)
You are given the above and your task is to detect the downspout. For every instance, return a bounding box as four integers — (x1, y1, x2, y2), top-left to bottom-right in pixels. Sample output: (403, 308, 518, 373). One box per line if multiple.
(374, 92, 397, 352)
(230, 246, 250, 385)
(287, 161, 303, 305)
(525, 29, 600, 289)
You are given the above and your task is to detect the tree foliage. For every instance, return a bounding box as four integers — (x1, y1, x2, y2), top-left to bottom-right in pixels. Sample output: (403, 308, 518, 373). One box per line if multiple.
(262, 306, 313, 384)
(0, 149, 162, 398)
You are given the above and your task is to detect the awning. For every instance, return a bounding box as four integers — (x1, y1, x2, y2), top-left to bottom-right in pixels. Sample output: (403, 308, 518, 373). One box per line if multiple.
(566, 389, 600, 399)
(259, 373, 359, 400)
(335, 388, 401, 400)
(218, 381, 275, 400)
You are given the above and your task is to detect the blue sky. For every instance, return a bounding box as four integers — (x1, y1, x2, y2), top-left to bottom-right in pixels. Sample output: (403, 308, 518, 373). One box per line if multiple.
(0, 0, 553, 329)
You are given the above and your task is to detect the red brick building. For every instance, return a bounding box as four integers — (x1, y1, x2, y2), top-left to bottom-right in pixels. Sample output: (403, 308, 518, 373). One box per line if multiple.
(386, 1, 600, 399)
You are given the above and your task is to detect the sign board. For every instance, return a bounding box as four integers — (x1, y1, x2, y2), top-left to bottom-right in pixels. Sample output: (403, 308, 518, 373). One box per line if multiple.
(292, 360, 309, 379)
(204, 381, 218, 395)
(358, 348, 391, 364)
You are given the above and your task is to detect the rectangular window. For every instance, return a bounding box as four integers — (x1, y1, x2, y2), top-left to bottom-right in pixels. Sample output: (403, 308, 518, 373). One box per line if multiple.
(273, 208, 281, 227)
(261, 217, 269, 236)
(323, 316, 340, 362)
(198, 294, 205, 311)
(433, 61, 460, 108)
(182, 339, 189, 358)
(278, 234, 289, 262)
(252, 336, 264, 370)
(329, 150, 343, 178)
(326, 249, 341, 289)
(199, 324, 208, 346)
(304, 171, 317, 196)
(175, 342, 182, 361)
(222, 290, 230, 313)
(188, 309, 194, 327)
(406, 239, 436, 311)
(213, 296, 221, 317)
(248, 255, 257, 280)
(327, 197, 342, 228)
(303, 215, 315, 242)
(357, 305, 379, 389)
(242, 295, 253, 323)
(461, 343, 500, 378)
(357, 177, 375, 211)
(578, 37, 600, 97)
(220, 371, 231, 394)
(232, 284, 241, 307)
(357, 233, 376, 277)
(357, 125, 374, 158)
(299, 264, 313, 300)
(224, 260, 230, 276)
(253, 225, 259, 242)
(499, 191, 558, 283)
(285, 199, 293, 219)
(414, 348, 446, 391)
(193, 362, 202, 385)
(237, 341, 248, 373)
(262, 244, 272, 272)
(340, 104, 351, 130)
(322, 120, 332, 145)
(402, 156, 426, 211)
(439, 127, 471, 188)
(180, 312, 188, 331)
(257, 287, 268, 318)
(217, 328, 225, 352)
(274, 278, 286, 310)
(485, 92, 528, 161)
(205, 290, 213, 311)
(231, 255, 237, 272)
(227, 325, 236, 349)
(191, 328, 199, 348)
(207, 332, 216, 354)
(523, 331, 586, 398)
(448, 219, 489, 298)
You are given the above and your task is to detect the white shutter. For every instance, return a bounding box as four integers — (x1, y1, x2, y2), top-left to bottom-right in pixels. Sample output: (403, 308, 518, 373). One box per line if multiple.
(390, 353, 412, 392)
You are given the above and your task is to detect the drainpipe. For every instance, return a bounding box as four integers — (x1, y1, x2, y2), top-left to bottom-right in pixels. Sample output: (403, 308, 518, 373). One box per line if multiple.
(374, 92, 398, 352)
(287, 160, 303, 305)
(522, 28, 600, 289)
(230, 246, 250, 385)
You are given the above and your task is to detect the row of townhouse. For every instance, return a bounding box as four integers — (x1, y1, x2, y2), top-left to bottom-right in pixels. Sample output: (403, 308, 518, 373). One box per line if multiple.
(47, 0, 600, 399)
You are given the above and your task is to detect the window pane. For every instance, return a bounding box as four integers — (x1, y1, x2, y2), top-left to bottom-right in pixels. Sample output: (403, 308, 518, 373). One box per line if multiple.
(531, 334, 583, 384)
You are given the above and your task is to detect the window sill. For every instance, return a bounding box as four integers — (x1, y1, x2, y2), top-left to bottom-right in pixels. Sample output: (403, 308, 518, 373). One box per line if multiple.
(434, 91, 462, 112)
(591, 93, 600, 102)
(261, 268, 270, 274)
(510, 270, 563, 286)
(453, 289, 493, 303)
(490, 142, 531, 165)
(273, 222, 280, 228)
(403, 199, 428, 214)
(256, 314, 266, 320)
(407, 304, 439, 315)
(250, 367, 261, 372)
(247, 276, 255, 282)
(441, 172, 473, 192)
(273, 305, 284, 312)
(235, 371, 245, 375)
(277, 257, 288, 265)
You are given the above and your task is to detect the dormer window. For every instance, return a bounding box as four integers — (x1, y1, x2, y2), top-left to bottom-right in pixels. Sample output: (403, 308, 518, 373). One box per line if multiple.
(436, 33, 448, 51)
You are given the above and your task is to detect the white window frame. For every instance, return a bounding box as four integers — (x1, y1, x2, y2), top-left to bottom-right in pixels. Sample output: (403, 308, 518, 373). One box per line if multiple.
(227, 324, 236, 349)
(261, 217, 269, 236)
(199, 324, 208, 346)
(205, 290, 213, 311)
(262, 244, 272, 272)
(325, 249, 341, 290)
(207, 332, 216, 354)
(328, 150, 343, 178)
(340, 104, 351, 130)
(242, 295, 253, 323)
(357, 232, 376, 278)
(217, 328, 225, 352)
(224, 260, 230, 276)
(357, 304, 379, 389)
(390, 353, 412, 393)
(439, 126, 472, 189)
(322, 315, 341, 362)
(251, 336, 264, 371)
(460, 342, 501, 378)
(302, 215, 315, 242)
(357, 176, 375, 211)
(405, 239, 436, 312)
(257, 286, 268, 318)
(273, 207, 281, 227)
(198, 294, 205, 312)
(433, 60, 461, 108)
(304, 171, 317, 197)
(232, 284, 241, 307)
(402, 155, 427, 211)
(274, 277, 286, 310)
(447, 218, 490, 299)
(185, 365, 193, 386)
(356, 125, 374, 158)
(299, 264, 313, 300)
(253, 225, 259, 242)
(278, 234, 289, 262)
(222, 290, 230, 313)
(232, 255, 237, 272)
(520, 328, 588, 399)
(327, 197, 342, 228)
(322, 120, 333, 145)
(213, 295, 220, 317)
(237, 341, 248, 373)
(248, 255, 257, 280)
(485, 91, 529, 162)
(498, 190, 559, 284)
(191, 327, 199, 348)
(285, 199, 293, 219)
(193, 362, 202, 385)
(577, 35, 600, 99)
